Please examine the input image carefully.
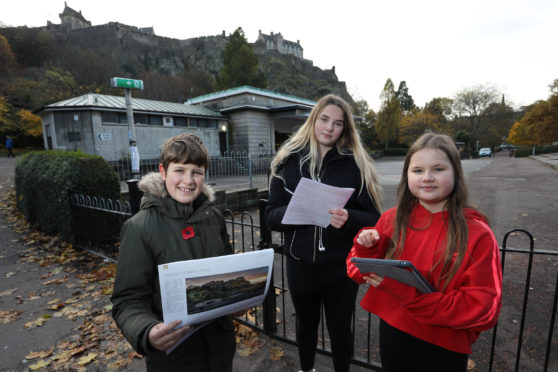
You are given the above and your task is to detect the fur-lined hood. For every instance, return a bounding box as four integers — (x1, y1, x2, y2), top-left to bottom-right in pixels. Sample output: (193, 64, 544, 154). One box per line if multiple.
(137, 172, 216, 202)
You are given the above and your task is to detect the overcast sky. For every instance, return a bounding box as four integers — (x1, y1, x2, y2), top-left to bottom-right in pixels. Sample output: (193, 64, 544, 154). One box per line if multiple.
(3, 0, 557, 111)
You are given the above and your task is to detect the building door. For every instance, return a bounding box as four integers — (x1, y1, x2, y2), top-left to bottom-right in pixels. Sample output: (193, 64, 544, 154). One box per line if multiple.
(274, 131, 290, 151)
(46, 125, 53, 150)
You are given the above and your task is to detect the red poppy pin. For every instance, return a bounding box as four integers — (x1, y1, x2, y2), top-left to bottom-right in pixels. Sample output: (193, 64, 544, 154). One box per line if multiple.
(181, 226, 195, 240)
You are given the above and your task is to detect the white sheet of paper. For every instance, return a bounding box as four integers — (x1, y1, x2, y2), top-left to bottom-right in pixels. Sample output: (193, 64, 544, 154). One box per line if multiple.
(281, 178, 355, 228)
(158, 249, 275, 353)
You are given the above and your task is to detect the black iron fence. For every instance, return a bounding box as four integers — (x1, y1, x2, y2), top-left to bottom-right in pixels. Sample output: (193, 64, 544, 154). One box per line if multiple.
(107, 152, 272, 191)
(70, 195, 558, 371)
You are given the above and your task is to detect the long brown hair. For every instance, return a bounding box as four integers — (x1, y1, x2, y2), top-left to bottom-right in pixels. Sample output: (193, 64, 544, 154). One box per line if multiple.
(270, 94, 382, 210)
(387, 132, 481, 290)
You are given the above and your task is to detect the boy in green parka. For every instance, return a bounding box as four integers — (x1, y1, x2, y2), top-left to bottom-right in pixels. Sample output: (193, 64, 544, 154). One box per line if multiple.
(111, 133, 236, 371)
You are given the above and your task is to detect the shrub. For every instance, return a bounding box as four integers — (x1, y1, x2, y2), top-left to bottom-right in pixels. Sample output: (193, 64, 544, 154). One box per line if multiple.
(15, 151, 120, 242)
(513, 145, 558, 158)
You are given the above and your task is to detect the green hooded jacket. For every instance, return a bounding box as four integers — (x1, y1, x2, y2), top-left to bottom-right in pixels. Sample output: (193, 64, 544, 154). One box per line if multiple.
(111, 172, 234, 368)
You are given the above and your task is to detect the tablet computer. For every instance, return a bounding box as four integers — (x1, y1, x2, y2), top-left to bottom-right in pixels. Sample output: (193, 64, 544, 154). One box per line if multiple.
(350, 257, 436, 293)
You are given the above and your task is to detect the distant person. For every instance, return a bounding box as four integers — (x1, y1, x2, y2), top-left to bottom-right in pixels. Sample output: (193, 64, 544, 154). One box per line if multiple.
(347, 132, 503, 371)
(111, 133, 238, 372)
(5, 136, 15, 158)
(265, 94, 382, 372)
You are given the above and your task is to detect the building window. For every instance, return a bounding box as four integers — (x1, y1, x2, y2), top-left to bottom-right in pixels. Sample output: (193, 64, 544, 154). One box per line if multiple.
(135, 114, 148, 125)
(208, 119, 218, 129)
(68, 132, 81, 141)
(189, 118, 198, 127)
(102, 111, 118, 123)
(175, 117, 187, 127)
(149, 115, 163, 126)
(119, 113, 128, 123)
(197, 118, 208, 128)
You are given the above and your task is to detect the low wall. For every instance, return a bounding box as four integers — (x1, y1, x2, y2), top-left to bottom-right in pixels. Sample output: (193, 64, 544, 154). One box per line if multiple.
(214, 188, 269, 211)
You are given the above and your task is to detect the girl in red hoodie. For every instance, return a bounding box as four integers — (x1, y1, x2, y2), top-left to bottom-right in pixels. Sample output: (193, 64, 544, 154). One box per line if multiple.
(347, 132, 502, 371)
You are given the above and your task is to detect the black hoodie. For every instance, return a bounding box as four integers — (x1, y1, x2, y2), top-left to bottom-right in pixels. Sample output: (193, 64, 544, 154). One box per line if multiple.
(265, 147, 380, 265)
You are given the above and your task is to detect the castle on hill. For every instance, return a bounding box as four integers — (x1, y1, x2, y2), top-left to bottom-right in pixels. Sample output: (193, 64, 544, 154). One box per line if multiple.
(46, 2, 155, 35)
(44, 2, 303, 59)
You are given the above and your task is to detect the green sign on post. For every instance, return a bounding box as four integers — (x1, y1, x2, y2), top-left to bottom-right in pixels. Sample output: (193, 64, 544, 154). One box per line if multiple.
(110, 77, 144, 90)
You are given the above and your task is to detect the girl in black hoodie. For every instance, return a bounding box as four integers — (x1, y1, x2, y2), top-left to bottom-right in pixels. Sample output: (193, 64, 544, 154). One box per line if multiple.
(265, 94, 382, 372)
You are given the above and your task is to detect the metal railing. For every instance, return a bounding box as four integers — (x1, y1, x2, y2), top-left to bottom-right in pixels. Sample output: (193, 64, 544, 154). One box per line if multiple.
(70, 194, 558, 371)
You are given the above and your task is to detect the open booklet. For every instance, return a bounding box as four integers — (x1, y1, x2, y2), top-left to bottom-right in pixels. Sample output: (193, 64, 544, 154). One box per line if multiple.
(281, 177, 354, 228)
(158, 249, 274, 353)
(351, 257, 436, 293)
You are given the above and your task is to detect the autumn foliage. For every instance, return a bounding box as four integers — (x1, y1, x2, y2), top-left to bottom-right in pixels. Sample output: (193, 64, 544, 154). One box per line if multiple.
(508, 94, 558, 146)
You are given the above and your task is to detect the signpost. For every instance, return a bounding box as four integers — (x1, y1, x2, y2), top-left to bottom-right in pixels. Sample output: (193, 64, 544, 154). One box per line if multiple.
(110, 77, 144, 180)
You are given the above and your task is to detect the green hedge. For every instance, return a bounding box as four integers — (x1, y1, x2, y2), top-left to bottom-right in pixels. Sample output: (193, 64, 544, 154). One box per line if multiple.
(513, 145, 558, 158)
(15, 151, 121, 241)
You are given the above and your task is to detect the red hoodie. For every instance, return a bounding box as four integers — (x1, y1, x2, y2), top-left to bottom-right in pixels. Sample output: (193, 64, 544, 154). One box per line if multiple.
(346, 204, 502, 354)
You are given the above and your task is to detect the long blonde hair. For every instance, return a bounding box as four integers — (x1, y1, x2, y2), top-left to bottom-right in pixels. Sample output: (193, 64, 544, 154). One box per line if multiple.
(387, 132, 483, 290)
(270, 94, 382, 210)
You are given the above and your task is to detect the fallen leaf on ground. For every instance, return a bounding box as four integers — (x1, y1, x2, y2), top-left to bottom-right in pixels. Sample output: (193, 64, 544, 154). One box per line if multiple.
(269, 345, 284, 360)
(25, 346, 55, 360)
(51, 350, 71, 363)
(29, 359, 51, 370)
(0, 288, 17, 296)
(24, 315, 50, 328)
(43, 277, 69, 285)
(77, 352, 97, 365)
(0, 309, 22, 323)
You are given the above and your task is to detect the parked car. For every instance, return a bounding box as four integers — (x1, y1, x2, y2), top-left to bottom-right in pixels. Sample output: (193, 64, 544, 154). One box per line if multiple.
(499, 143, 516, 150)
(479, 148, 492, 157)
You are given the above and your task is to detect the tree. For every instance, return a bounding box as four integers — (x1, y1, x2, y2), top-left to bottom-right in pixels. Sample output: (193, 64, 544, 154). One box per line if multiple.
(375, 79, 401, 149)
(0, 35, 18, 78)
(0, 96, 18, 135)
(395, 81, 415, 114)
(549, 79, 558, 94)
(16, 109, 42, 138)
(515, 94, 558, 145)
(399, 111, 441, 146)
(216, 28, 266, 90)
(482, 96, 517, 147)
(452, 84, 499, 151)
(424, 97, 453, 121)
(0, 27, 53, 67)
(353, 99, 378, 150)
(507, 121, 535, 146)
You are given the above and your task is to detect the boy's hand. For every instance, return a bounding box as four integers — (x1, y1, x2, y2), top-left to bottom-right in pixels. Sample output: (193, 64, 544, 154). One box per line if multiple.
(329, 208, 348, 229)
(148, 320, 190, 352)
(356, 229, 379, 248)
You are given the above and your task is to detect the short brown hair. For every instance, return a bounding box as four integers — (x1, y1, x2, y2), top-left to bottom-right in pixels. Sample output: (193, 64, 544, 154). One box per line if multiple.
(160, 133, 209, 171)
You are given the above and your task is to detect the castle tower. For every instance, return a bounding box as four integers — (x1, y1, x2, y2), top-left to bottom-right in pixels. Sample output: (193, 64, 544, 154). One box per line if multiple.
(255, 30, 303, 58)
(59, 2, 91, 30)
